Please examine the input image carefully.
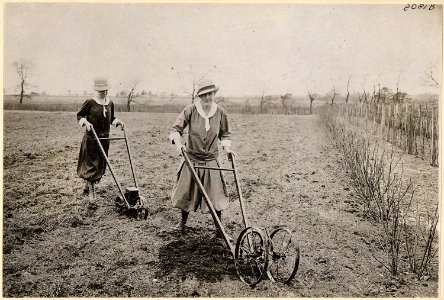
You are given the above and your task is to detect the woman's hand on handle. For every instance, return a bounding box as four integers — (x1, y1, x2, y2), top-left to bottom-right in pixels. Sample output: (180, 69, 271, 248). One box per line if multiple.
(80, 119, 93, 132)
(116, 120, 125, 130)
(85, 122, 93, 132)
(173, 138, 186, 155)
(223, 145, 236, 160)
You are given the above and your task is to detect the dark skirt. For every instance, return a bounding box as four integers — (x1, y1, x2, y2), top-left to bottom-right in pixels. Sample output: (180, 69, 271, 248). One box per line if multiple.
(171, 159, 228, 213)
(77, 131, 110, 183)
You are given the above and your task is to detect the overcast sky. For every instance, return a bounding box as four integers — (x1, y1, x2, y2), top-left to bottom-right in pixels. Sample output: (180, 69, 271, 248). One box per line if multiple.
(4, 3, 442, 97)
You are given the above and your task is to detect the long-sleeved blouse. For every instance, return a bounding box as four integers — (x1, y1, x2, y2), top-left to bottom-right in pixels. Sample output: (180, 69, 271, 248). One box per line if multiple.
(170, 102, 231, 162)
(77, 98, 116, 136)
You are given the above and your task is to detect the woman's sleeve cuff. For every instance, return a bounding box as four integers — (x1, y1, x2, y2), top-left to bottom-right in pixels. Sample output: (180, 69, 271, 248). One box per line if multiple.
(221, 139, 232, 147)
(78, 118, 87, 127)
(112, 118, 120, 127)
(169, 131, 181, 144)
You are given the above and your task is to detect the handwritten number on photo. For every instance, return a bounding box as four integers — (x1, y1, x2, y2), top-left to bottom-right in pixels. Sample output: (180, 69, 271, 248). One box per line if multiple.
(404, 4, 435, 11)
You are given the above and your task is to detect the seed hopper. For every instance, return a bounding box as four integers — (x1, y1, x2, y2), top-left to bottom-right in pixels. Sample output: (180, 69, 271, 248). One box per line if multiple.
(181, 148, 300, 287)
(91, 126, 149, 220)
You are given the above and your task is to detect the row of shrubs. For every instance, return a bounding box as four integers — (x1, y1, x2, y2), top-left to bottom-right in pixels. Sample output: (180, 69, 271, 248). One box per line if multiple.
(320, 105, 438, 279)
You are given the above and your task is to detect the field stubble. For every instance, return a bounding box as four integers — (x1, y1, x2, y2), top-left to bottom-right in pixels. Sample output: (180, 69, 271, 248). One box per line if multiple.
(2, 111, 438, 297)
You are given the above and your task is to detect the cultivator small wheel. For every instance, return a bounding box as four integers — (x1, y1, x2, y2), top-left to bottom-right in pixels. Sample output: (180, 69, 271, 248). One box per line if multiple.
(234, 226, 269, 287)
(128, 206, 149, 220)
(137, 196, 149, 220)
(267, 227, 300, 284)
(136, 206, 149, 220)
(115, 196, 149, 220)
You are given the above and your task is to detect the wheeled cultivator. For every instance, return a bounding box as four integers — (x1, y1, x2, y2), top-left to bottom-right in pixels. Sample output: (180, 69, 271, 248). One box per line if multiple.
(91, 126, 149, 220)
(181, 149, 300, 287)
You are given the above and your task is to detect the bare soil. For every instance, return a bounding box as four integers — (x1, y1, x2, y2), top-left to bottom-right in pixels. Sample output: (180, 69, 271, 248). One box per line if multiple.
(3, 110, 439, 297)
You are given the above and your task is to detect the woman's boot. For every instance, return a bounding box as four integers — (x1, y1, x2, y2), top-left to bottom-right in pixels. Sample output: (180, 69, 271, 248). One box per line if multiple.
(88, 181, 95, 201)
(173, 210, 188, 235)
(87, 181, 98, 210)
(88, 181, 96, 201)
(82, 181, 89, 195)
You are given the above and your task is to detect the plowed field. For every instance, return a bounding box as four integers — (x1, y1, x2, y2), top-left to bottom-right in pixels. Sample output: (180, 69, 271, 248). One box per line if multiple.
(3, 110, 438, 297)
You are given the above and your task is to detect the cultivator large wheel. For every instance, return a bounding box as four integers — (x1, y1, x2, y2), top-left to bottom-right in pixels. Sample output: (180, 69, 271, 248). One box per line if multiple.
(234, 227, 269, 287)
(267, 227, 300, 284)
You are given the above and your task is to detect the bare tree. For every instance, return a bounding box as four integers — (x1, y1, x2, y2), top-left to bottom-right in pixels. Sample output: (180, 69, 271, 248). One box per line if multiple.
(421, 63, 440, 88)
(185, 76, 204, 104)
(127, 80, 139, 112)
(326, 86, 339, 105)
(345, 75, 351, 104)
(308, 90, 317, 114)
(260, 91, 275, 114)
(13, 59, 32, 105)
(280, 93, 292, 114)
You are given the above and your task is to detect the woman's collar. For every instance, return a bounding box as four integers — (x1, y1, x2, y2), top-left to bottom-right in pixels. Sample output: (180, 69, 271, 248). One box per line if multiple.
(195, 100, 217, 118)
(92, 97, 110, 105)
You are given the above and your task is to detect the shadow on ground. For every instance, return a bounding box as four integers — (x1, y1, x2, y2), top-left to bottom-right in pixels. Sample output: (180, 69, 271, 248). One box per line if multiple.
(156, 228, 237, 283)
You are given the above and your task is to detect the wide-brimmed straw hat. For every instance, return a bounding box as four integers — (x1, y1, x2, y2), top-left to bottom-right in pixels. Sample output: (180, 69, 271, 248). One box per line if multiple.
(196, 79, 219, 97)
(93, 77, 109, 91)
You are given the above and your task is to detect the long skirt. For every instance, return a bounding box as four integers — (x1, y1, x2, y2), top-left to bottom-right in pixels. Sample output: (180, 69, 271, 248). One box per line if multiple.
(172, 159, 228, 213)
(77, 132, 110, 183)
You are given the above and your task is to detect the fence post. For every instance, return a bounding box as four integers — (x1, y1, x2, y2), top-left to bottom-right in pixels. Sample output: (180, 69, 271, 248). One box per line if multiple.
(387, 103, 392, 142)
(380, 103, 385, 137)
(394, 104, 398, 146)
(354, 104, 357, 125)
(405, 103, 415, 154)
(374, 103, 377, 126)
(364, 103, 368, 127)
(431, 107, 436, 166)
(414, 103, 418, 156)
(406, 103, 409, 152)
(398, 104, 402, 147)
(430, 107, 434, 166)
(419, 104, 424, 156)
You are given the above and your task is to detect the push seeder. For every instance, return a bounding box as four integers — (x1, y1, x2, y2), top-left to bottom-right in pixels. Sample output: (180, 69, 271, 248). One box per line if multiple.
(90, 126, 149, 220)
(181, 148, 300, 287)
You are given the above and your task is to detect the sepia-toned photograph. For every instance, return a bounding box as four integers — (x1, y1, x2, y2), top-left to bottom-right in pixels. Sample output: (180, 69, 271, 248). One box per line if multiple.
(3, 2, 441, 297)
